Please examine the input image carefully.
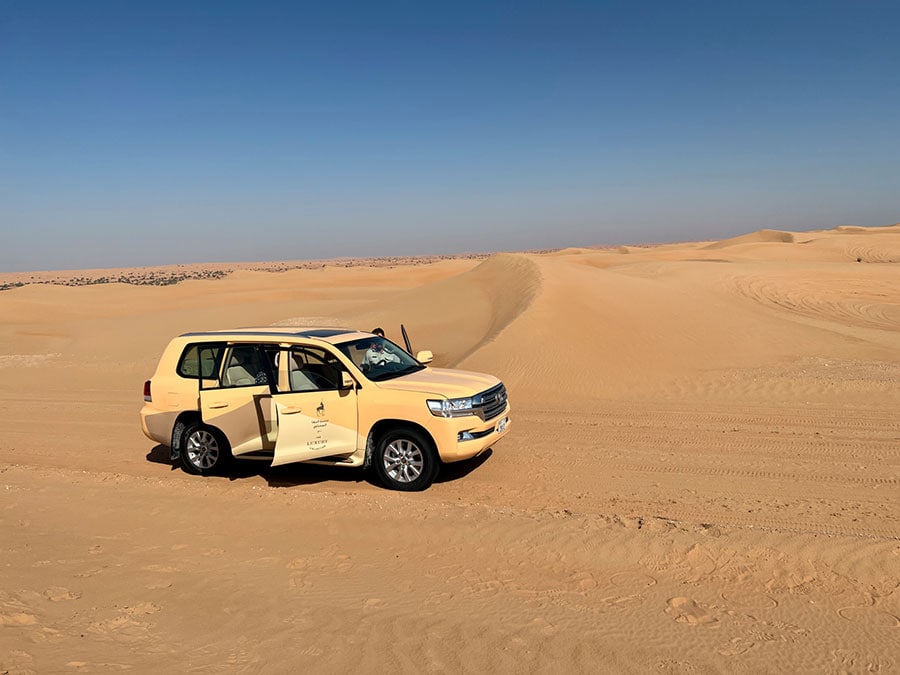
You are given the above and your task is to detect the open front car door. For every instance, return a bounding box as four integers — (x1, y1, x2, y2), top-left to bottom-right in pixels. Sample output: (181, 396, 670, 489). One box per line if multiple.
(271, 345, 359, 466)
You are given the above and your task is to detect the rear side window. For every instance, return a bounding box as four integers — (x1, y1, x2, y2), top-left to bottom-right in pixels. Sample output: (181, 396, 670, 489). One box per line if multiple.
(221, 344, 271, 388)
(177, 344, 223, 379)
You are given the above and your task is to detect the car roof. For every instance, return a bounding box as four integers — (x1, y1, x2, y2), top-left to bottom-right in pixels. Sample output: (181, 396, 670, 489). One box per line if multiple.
(178, 327, 372, 345)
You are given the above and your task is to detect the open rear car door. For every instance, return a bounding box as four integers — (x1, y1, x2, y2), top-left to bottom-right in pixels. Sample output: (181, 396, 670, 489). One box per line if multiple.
(199, 344, 276, 456)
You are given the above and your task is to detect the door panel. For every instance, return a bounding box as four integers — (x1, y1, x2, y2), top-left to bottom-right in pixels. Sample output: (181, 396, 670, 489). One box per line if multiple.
(272, 389, 358, 466)
(200, 386, 274, 456)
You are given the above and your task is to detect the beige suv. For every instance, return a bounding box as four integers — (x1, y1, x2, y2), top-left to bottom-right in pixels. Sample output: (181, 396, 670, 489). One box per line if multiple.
(140, 328, 510, 491)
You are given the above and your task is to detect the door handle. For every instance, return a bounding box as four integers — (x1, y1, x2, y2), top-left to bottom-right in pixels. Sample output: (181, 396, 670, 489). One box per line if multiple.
(207, 402, 229, 409)
(281, 406, 302, 415)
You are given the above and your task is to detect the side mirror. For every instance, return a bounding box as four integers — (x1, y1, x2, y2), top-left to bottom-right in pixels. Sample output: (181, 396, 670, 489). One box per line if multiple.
(416, 350, 433, 365)
(341, 372, 356, 389)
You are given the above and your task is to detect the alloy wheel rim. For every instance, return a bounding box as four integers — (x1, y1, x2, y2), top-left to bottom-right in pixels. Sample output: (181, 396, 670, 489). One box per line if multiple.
(383, 438, 424, 483)
(186, 429, 219, 469)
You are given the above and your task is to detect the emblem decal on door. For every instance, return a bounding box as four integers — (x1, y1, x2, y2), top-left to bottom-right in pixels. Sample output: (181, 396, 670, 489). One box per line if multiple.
(308, 404, 329, 452)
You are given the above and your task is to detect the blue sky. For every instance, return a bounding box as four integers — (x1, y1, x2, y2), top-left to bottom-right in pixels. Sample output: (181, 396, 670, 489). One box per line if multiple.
(1, 1, 898, 271)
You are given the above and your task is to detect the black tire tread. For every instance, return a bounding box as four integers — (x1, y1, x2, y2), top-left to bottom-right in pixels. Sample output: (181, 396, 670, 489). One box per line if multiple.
(373, 428, 439, 492)
(179, 422, 231, 476)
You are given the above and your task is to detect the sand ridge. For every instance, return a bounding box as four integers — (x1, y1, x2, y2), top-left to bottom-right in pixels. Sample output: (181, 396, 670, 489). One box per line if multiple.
(703, 228, 797, 249)
(349, 253, 542, 366)
(1, 224, 899, 672)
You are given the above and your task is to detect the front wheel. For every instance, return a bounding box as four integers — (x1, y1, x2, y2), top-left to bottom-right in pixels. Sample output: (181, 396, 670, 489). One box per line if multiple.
(374, 429, 439, 491)
(180, 423, 230, 475)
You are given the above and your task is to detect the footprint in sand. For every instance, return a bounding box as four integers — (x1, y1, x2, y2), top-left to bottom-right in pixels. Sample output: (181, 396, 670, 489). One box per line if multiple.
(832, 649, 894, 672)
(600, 594, 643, 608)
(334, 554, 353, 573)
(529, 617, 558, 636)
(666, 597, 718, 625)
(288, 574, 309, 590)
(0, 612, 38, 626)
(88, 603, 160, 643)
(124, 602, 161, 616)
(286, 557, 309, 570)
(837, 606, 900, 628)
(610, 570, 658, 589)
(251, 556, 281, 566)
(594, 572, 658, 609)
(43, 587, 81, 602)
(716, 637, 756, 656)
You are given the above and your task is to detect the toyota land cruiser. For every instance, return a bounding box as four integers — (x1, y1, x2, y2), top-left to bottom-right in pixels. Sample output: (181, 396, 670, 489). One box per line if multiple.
(140, 328, 510, 491)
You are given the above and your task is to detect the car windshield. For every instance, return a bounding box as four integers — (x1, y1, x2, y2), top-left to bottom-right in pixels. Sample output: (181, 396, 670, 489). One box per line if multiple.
(336, 336, 425, 381)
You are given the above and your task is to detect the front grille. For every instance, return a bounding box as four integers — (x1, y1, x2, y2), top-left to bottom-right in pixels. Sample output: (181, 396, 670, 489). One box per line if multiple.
(477, 383, 508, 421)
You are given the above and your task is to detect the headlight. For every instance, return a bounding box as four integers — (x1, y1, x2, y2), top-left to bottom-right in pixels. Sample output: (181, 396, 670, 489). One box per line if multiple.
(427, 397, 474, 417)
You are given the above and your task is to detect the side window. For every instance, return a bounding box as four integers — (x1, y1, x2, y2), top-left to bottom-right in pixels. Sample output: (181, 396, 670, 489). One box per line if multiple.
(221, 345, 271, 388)
(177, 344, 223, 379)
(288, 347, 343, 392)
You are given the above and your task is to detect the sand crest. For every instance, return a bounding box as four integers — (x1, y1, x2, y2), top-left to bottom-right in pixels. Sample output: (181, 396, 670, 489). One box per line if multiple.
(703, 228, 796, 249)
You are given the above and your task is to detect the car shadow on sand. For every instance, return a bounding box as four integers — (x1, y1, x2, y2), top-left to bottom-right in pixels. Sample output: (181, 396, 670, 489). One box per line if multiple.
(145, 445, 492, 489)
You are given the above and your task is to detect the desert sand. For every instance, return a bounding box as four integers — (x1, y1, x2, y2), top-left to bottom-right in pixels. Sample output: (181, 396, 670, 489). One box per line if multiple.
(1, 225, 899, 673)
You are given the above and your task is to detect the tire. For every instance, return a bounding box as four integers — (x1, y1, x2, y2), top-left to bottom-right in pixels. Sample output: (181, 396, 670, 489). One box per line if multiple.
(374, 428, 439, 491)
(180, 422, 230, 475)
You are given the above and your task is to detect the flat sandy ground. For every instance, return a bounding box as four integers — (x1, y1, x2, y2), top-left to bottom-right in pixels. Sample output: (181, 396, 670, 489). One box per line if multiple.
(1, 225, 899, 673)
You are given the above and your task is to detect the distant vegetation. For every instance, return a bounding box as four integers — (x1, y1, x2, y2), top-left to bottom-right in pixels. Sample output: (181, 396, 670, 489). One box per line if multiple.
(64, 270, 230, 286)
(0, 253, 497, 291)
(1, 269, 228, 290)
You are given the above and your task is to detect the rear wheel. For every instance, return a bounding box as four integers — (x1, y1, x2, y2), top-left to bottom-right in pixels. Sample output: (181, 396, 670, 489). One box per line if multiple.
(374, 428, 439, 491)
(180, 422, 230, 475)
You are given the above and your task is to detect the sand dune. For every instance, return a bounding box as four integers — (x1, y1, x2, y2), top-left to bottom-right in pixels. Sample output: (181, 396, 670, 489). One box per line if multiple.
(2, 225, 899, 672)
(832, 223, 900, 235)
(461, 252, 899, 404)
(703, 228, 796, 249)
(351, 253, 541, 365)
(801, 233, 900, 263)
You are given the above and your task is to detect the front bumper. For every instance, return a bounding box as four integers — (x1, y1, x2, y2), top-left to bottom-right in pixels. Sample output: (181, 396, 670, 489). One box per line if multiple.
(435, 404, 511, 463)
